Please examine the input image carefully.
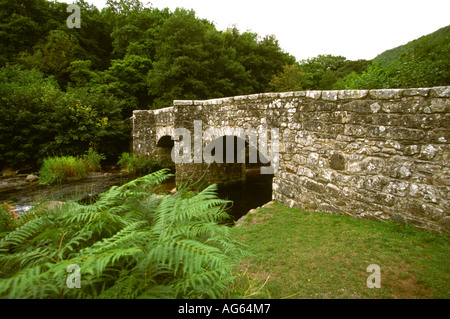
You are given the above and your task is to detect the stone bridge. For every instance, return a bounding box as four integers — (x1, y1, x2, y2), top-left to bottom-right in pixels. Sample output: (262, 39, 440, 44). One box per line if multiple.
(132, 86, 450, 233)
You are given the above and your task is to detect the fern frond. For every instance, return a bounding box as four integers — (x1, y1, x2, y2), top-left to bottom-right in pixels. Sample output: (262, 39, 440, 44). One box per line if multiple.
(0, 264, 60, 299)
(0, 169, 246, 299)
(0, 216, 49, 250)
(83, 221, 147, 255)
(81, 246, 144, 278)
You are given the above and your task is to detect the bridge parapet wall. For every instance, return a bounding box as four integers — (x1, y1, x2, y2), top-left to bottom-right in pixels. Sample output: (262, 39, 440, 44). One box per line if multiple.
(268, 87, 449, 233)
(133, 86, 450, 233)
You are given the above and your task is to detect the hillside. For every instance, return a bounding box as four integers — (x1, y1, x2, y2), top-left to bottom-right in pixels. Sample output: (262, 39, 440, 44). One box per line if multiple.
(375, 25, 450, 65)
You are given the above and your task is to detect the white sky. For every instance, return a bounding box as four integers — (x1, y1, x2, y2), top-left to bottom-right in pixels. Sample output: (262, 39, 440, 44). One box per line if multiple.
(62, 0, 450, 61)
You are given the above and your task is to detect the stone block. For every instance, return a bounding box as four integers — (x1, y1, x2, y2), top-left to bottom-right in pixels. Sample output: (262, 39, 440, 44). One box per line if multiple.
(403, 88, 430, 97)
(173, 100, 193, 106)
(384, 180, 410, 197)
(344, 124, 368, 137)
(424, 99, 450, 113)
(419, 144, 439, 160)
(306, 90, 322, 99)
(385, 127, 425, 141)
(322, 91, 339, 101)
(329, 152, 346, 170)
(385, 157, 414, 179)
(409, 184, 440, 203)
(382, 102, 403, 113)
(337, 89, 369, 100)
(361, 157, 385, 175)
(301, 177, 325, 193)
(297, 166, 315, 178)
(369, 89, 403, 100)
(340, 100, 373, 113)
(425, 129, 450, 144)
(430, 86, 450, 98)
(363, 175, 388, 191)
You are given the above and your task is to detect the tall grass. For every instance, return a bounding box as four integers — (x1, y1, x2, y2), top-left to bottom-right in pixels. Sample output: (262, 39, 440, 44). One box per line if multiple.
(39, 149, 105, 184)
(117, 152, 161, 175)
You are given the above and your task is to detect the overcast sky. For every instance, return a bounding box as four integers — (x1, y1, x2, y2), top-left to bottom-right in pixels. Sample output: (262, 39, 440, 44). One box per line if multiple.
(62, 0, 450, 61)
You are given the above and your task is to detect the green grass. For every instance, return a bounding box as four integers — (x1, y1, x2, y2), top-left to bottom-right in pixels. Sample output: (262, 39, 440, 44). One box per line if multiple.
(117, 152, 162, 175)
(39, 149, 105, 184)
(229, 202, 450, 299)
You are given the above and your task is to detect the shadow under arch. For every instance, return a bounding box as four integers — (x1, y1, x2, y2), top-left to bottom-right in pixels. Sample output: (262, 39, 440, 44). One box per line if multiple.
(203, 135, 274, 224)
(155, 135, 176, 175)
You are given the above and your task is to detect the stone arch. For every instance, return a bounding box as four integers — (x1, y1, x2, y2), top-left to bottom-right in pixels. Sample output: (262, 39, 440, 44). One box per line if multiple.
(155, 135, 174, 167)
(201, 132, 274, 183)
(203, 135, 271, 168)
(201, 125, 277, 172)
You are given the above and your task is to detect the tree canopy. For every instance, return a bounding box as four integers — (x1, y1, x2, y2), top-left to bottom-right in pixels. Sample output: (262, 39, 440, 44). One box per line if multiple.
(0, 0, 295, 168)
(0, 0, 448, 170)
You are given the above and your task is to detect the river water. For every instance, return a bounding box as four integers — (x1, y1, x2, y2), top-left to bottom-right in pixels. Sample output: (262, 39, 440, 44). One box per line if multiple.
(0, 169, 273, 223)
(0, 172, 134, 215)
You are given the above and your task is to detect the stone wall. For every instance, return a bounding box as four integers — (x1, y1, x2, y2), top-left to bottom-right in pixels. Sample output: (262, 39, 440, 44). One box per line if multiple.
(132, 86, 450, 233)
(269, 87, 450, 234)
(132, 107, 173, 158)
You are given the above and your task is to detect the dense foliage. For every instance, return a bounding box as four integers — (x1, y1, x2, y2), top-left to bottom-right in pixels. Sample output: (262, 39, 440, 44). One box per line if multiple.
(338, 25, 450, 89)
(269, 55, 371, 92)
(0, 170, 247, 298)
(1, 0, 448, 170)
(269, 26, 450, 91)
(0, 64, 129, 169)
(0, 0, 295, 169)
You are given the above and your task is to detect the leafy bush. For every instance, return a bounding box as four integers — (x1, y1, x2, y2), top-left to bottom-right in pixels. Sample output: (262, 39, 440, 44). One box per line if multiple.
(39, 149, 104, 184)
(0, 65, 129, 170)
(339, 61, 397, 89)
(0, 169, 246, 298)
(117, 152, 161, 175)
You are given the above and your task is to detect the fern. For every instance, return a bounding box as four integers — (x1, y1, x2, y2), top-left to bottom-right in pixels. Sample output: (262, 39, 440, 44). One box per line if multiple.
(0, 169, 247, 299)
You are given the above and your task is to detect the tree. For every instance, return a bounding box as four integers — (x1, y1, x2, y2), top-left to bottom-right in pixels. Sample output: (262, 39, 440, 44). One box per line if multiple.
(109, 7, 169, 60)
(269, 63, 305, 92)
(224, 28, 296, 93)
(65, 0, 115, 71)
(18, 30, 84, 88)
(0, 65, 129, 169)
(298, 54, 347, 90)
(339, 61, 397, 89)
(69, 60, 98, 88)
(147, 9, 252, 108)
(0, 0, 67, 66)
(95, 54, 153, 116)
(0, 65, 62, 168)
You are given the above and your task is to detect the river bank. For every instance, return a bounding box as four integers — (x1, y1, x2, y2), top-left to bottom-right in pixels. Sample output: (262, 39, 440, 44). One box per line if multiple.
(0, 169, 135, 215)
(1, 167, 273, 223)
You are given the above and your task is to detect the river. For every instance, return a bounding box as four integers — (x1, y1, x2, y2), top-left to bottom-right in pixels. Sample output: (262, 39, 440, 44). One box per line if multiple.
(0, 168, 273, 224)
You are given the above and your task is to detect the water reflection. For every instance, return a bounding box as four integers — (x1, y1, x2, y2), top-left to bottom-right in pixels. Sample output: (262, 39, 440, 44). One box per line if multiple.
(217, 168, 273, 225)
(1, 168, 273, 225)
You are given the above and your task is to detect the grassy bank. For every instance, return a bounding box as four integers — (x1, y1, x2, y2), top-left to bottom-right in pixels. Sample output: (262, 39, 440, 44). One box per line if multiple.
(230, 202, 449, 299)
